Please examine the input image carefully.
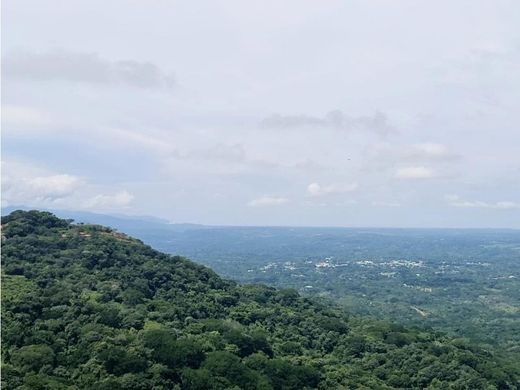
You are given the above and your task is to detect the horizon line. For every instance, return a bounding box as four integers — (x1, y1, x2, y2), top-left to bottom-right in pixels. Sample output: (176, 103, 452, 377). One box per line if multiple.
(2, 205, 519, 231)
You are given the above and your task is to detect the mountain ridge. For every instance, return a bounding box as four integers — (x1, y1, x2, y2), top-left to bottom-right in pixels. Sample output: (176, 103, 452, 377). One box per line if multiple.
(2, 210, 519, 389)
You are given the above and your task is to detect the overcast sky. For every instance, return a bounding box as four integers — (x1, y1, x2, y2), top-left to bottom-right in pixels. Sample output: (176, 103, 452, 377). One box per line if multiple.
(2, 0, 520, 227)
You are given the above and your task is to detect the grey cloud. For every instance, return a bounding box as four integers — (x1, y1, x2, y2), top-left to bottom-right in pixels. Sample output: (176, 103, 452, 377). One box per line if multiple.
(260, 110, 395, 136)
(353, 111, 396, 136)
(260, 114, 328, 128)
(190, 144, 247, 163)
(2, 49, 175, 89)
(407, 143, 460, 162)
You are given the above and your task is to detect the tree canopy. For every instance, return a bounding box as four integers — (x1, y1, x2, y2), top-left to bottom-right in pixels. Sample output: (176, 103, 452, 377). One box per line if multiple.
(2, 211, 519, 389)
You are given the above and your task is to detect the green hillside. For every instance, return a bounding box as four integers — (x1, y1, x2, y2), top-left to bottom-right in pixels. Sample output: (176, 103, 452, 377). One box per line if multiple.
(1, 211, 518, 389)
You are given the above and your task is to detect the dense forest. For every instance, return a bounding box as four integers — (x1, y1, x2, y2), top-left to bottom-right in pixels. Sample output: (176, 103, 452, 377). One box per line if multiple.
(2, 211, 519, 389)
(120, 221, 519, 357)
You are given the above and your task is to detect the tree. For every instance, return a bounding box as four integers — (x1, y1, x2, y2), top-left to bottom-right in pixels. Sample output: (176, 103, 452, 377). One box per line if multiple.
(10, 345, 55, 372)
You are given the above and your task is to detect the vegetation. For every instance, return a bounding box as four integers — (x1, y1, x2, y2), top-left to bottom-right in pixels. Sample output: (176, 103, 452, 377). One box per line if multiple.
(133, 224, 520, 357)
(2, 211, 519, 389)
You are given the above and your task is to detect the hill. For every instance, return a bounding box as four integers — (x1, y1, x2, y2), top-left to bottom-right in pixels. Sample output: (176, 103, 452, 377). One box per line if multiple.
(2, 210, 519, 389)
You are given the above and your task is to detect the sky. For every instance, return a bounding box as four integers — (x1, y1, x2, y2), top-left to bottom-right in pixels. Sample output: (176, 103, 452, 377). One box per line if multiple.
(2, 0, 520, 228)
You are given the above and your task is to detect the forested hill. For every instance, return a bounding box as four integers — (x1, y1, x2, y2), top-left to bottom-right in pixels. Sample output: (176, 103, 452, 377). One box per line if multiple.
(2, 211, 519, 389)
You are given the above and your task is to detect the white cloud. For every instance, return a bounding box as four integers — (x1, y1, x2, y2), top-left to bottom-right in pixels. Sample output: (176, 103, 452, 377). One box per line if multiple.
(2, 159, 134, 212)
(445, 195, 520, 210)
(27, 174, 83, 200)
(307, 182, 358, 197)
(84, 191, 135, 209)
(410, 143, 459, 161)
(368, 143, 459, 169)
(247, 196, 289, 207)
(2, 163, 84, 204)
(395, 166, 435, 180)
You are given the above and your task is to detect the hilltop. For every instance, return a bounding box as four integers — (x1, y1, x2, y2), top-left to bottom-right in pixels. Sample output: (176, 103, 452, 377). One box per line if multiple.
(2, 210, 519, 389)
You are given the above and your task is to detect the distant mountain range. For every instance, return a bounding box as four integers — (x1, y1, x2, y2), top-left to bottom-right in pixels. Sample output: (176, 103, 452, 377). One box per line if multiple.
(1, 206, 205, 234)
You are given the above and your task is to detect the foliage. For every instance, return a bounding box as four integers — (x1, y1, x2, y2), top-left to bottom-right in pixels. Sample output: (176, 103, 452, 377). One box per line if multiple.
(2, 211, 519, 389)
(140, 224, 520, 358)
